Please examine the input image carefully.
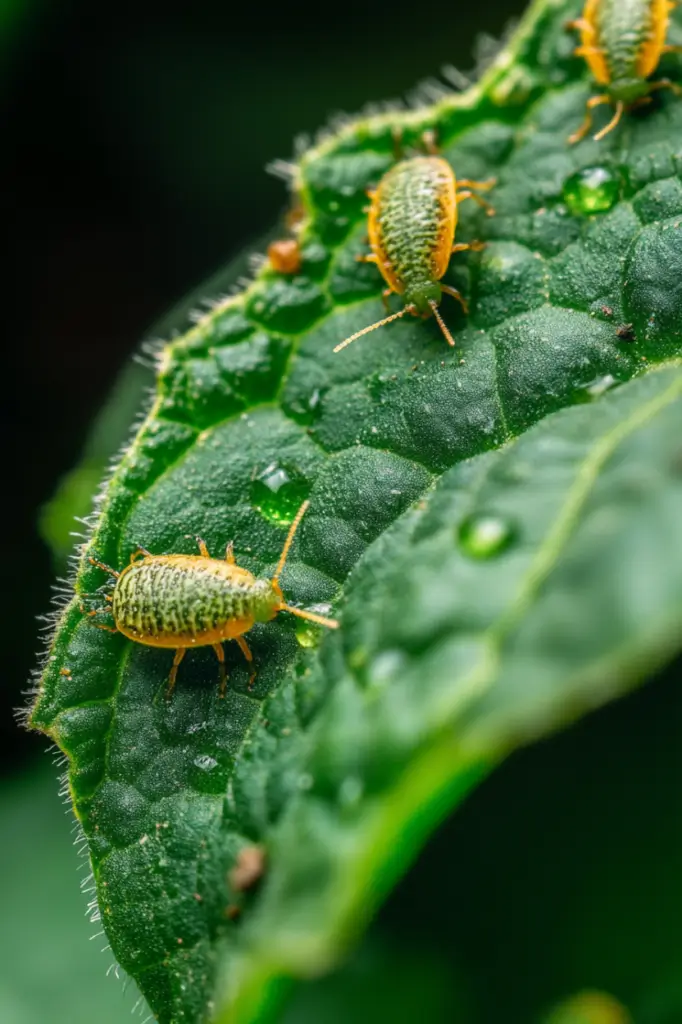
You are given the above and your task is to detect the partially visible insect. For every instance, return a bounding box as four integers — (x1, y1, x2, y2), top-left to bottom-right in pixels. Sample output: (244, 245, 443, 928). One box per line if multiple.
(333, 155, 495, 354)
(567, 0, 682, 143)
(228, 845, 266, 892)
(267, 238, 302, 275)
(83, 500, 338, 698)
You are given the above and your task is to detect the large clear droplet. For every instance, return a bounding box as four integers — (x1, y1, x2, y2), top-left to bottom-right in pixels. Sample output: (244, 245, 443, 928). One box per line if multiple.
(250, 463, 311, 525)
(562, 166, 619, 216)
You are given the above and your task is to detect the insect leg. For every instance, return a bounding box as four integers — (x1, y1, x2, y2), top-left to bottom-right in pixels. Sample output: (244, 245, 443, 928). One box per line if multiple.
(78, 595, 118, 629)
(212, 643, 227, 697)
(80, 605, 118, 633)
(355, 253, 379, 263)
(129, 546, 152, 564)
(381, 288, 393, 312)
(196, 537, 211, 558)
(568, 93, 612, 143)
(391, 124, 404, 160)
(573, 45, 605, 57)
(88, 557, 120, 577)
(420, 129, 439, 154)
(451, 240, 486, 254)
(441, 284, 469, 315)
(593, 99, 624, 141)
(166, 648, 186, 699)
(235, 636, 256, 689)
(455, 189, 496, 216)
(456, 177, 496, 192)
(647, 78, 682, 97)
(564, 18, 591, 31)
(225, 541, 235, 564)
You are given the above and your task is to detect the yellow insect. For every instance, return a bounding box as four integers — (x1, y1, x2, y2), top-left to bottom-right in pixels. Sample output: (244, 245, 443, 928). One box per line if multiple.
(567, 0, 682, 143)
(84, 500, 337, 697)
(333, 154, 494, 353)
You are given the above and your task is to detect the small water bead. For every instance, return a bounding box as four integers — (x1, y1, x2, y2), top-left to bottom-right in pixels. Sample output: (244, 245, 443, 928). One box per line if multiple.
(458, 514, 516, 559)
(544, 990, 631, 1024)
(562, 166, 620, 216)
(250, 463, 311, 525)
(576, 374, 620, 401)
(189, 753, 228, 794)
(338, 775, 364, 807)
(295, 604, 334, 648)
(193, 754, 218, 772)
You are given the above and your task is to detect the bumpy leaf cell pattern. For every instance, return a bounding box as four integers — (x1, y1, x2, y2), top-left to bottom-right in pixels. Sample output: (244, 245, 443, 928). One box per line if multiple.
(30, 3, 682, 1022)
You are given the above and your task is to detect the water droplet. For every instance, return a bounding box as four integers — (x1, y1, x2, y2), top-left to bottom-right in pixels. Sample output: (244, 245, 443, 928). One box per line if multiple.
(545, 989, 631, 1024)
(193, 754, 218, 772)
(285, 386, 327, 426)
(369, 650, 407, 687)
(338, 775, 363, 807)
(295, 604, 333, 648)
(562, 166, 620, 216)
(458, 514, 516, 559)
(250, 463, 311, 525)
(575, 373, 620, 401)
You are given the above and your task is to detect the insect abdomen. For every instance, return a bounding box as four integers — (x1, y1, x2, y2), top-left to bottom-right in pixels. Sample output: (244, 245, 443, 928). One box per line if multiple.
(593, 0, 661, 83)
(369, 156, 456, 294)
(112, 556, 256, 647)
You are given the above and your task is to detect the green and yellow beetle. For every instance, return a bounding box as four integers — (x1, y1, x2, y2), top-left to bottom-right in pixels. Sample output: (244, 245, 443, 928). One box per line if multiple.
(334, 154, 494, 353)
(84, 500, 337, 698)
(568, 0, 682, 143)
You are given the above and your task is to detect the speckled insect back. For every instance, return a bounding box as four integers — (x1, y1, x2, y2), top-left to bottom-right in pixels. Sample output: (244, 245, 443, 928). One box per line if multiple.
(568, 0, 682, 143)
(334, 155, 494, 353)
(85, 500, 338, 698)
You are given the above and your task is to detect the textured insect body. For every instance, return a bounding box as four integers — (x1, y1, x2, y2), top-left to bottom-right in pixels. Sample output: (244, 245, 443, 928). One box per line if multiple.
(568, 0, 681, 142)
(86, 501, 337, 697)
(334, 155, 494, 353)
(112, 557, 279, 649)
(369, 155, 456, 316)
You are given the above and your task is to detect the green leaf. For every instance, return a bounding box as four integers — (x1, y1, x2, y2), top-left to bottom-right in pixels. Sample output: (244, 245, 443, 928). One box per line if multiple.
(28, 0, 682, 1020)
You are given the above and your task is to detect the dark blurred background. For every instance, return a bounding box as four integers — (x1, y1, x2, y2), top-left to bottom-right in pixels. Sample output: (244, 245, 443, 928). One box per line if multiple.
(3, 0, 522, 773)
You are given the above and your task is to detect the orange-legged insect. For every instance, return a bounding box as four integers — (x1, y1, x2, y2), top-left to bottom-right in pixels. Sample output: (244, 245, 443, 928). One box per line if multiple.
(333, 155, 494, 353)
(567, 0, 682, 143)
(84, 500, 337, 698)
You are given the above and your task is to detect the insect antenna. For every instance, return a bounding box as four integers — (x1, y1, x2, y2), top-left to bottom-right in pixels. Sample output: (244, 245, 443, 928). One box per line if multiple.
(428, 300, 455, 346)
(594, 100, 623, 141)
(272, 499, 310, 584)
(279, 603, 339, 628)
(272, 499, 340, 629)
(333, 307, 410, 353)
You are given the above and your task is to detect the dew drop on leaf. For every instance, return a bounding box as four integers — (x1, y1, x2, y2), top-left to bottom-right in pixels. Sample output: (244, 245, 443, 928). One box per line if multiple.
(295, 604, 333, 648)
(543, 989, 631, 1024)
(458, 514, 516, 559)
(575, 374, 620, 401)
(190, 754, 228, 794)
(250, 462, 311, 524)
(562, 166, 620, 216)
(338, 775, 363, 807)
